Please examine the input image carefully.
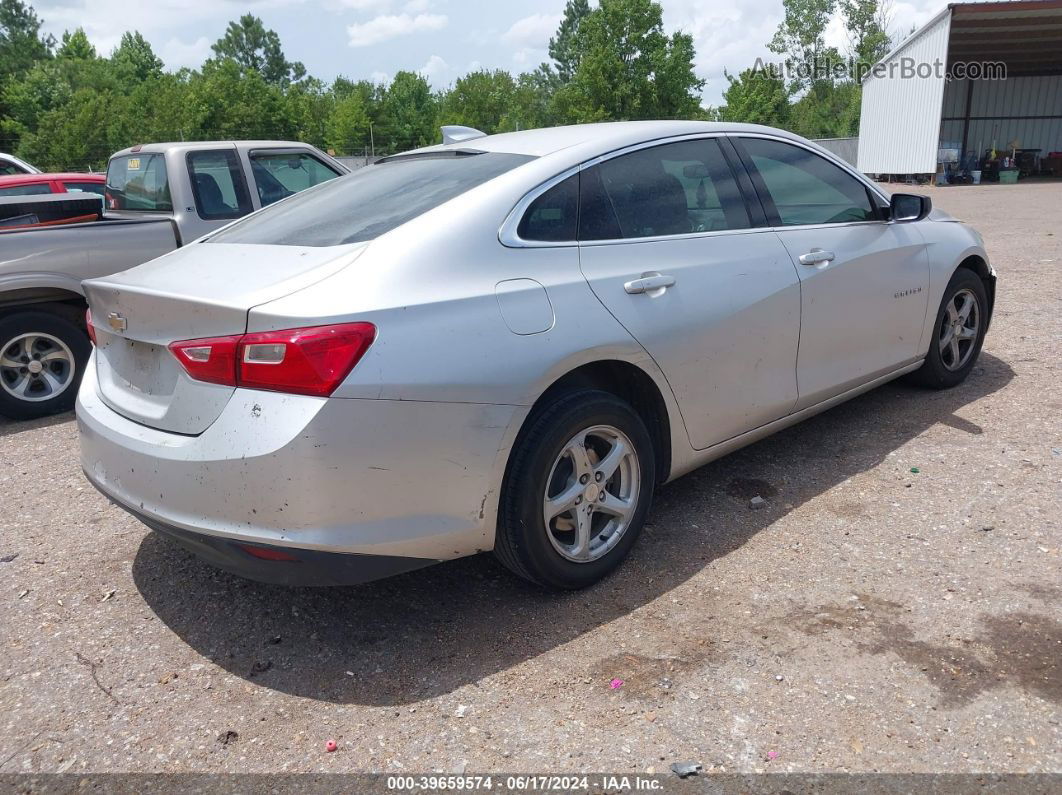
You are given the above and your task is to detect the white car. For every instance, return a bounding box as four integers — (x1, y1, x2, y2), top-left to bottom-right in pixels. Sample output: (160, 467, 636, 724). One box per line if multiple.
(77, 121, 995, 589)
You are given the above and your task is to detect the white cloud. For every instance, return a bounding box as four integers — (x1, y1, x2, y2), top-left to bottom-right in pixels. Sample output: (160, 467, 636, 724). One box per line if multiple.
(369, 70, 391, 84)
(512, 46, 547, 68)
(333, 0, 391, 9)
(159, 36, 212, 70)
(417, 54, 481, 89)
(346, 12, 447, 47)
(501, 12, 560, 47)
(34, 0, 308, 66)
(419, 54, 452, 85)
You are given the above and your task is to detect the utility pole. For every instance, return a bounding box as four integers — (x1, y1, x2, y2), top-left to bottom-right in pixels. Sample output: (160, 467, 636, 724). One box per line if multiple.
(369, 122, 375, 159)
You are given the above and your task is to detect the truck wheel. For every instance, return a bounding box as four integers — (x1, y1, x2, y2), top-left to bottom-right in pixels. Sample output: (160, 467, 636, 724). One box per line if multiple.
(0, 310, 91, 420)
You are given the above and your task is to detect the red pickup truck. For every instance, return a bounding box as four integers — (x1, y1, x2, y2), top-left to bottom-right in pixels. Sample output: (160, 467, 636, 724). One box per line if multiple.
(0, 172, 106, 198)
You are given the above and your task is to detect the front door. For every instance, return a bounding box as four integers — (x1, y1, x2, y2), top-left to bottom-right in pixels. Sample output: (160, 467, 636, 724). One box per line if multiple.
(576, 137, 802, 450)
(732, 136, 929, 410)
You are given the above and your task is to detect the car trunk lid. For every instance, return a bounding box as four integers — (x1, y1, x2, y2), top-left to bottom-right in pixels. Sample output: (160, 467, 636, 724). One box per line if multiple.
(84, 242, 365, 434)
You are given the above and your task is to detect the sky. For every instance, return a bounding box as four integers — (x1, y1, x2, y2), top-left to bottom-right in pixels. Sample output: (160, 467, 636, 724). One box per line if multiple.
(31, 0, 952, 106)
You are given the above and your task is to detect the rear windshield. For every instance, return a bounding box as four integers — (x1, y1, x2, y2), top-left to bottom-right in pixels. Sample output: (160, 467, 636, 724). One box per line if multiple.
(106, 153, 172, 212)
(208, 152, 534, 247)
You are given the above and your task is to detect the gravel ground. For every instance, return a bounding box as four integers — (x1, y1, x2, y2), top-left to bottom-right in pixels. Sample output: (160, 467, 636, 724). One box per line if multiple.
(1, 182, 1059, 778)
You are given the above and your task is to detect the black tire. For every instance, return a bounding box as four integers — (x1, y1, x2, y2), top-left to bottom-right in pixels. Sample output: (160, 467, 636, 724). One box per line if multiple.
(905, 268, 988, 389)
(495, 389, 655, 590)
(0, 310, 91, 420)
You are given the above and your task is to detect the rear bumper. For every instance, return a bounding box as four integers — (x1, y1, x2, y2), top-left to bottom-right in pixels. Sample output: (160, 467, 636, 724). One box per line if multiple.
(87, 482, 437, 586)
(76, 359, 521, 580)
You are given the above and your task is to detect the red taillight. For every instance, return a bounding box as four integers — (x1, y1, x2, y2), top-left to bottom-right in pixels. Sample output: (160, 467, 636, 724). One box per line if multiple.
(85, 309, 97, 346)
(238, 323, 376, 397)
(168, 335, 240, 386)
(168, 323, 376, 397)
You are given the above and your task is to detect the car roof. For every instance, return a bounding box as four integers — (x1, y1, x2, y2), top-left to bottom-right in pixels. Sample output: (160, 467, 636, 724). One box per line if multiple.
(0, 172, 104, 184)
(405, 120, 811, 158)
(110, 141, 311, 157)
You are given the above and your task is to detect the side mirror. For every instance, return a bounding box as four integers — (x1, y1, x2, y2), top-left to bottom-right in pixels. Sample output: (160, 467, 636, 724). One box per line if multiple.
(890, 193, 931, 222)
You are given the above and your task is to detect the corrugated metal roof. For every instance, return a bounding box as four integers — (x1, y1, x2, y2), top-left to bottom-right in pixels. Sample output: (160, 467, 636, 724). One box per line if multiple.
(864, 1, 1062, 81)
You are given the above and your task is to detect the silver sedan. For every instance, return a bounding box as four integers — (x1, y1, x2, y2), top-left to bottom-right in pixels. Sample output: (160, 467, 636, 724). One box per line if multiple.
(77, 121, 995, 589)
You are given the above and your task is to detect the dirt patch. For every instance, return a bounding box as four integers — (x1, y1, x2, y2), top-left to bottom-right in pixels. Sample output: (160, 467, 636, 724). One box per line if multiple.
(787, 595, 1062, 708)
(591, 649, 714, 700)
(725, 477, 778, 501)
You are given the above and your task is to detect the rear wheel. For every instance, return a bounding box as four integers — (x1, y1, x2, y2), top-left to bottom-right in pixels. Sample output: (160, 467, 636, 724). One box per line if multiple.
(906, 269, 988, 389)
(495, 389, 655, 590)
(0, 310, 90, 420)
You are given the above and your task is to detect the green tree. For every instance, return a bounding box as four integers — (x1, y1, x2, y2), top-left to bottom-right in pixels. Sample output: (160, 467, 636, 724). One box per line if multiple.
(552, 0, 704, 122)
(57, 27, 96, 60)
(505, 68, 556, 130)
(439, 69, 516, 133)
(788, 78, 861, 137)
(1, 0, 52, 79)
(211, 14, 305, 87)
(768, 0, 840, 94)
(325, 91, 370, 155)
(112, 31, 163, 82)
(377, 70, 437, 151)
(718, 67, 790, 127)
(190, 58, 294, 140)
(548, 0, 591, 83)
(840, 0, 891, 70)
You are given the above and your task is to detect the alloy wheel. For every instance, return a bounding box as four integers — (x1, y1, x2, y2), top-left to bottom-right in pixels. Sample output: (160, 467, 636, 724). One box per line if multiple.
(542, 424, 641, 563)
(938, 288, 980, 371)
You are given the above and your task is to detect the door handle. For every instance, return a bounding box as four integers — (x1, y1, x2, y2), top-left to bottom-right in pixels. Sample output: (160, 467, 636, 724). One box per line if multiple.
(624, 273, 676, 295)
(798, 249, 835, 266)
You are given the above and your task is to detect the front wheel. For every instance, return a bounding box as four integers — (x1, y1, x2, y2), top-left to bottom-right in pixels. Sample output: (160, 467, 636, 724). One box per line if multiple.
(0, 310, 91, 420)
(495, 389, 655, 590)
(906, 269, 988, 389)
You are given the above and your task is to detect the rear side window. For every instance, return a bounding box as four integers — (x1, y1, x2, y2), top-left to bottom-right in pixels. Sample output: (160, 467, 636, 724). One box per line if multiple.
(738, 138, 875, 226)
(0, 183, 52, 196)
(210, 152, 534, 247)
(250, 151, 341, 207)
(518, 175, 578, 242)
(581, 138, 749, 240)
(62, 181, 105, 196)
(106, 154, 172, 211)
(187, 150, 252, 220)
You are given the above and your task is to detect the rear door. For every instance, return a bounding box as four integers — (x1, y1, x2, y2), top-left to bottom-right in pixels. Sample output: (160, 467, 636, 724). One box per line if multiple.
(732, 136, 929, 410)
(576, 136, 802, 450)
(184, 147, 253, 241)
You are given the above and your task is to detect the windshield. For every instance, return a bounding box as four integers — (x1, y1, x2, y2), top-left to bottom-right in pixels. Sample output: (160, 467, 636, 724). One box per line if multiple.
(208, 152, 534, 247)
(106, 153, 172, 212)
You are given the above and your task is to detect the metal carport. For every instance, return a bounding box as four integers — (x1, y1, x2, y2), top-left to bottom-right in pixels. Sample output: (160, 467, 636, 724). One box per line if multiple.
(857, 0, 1062, 176)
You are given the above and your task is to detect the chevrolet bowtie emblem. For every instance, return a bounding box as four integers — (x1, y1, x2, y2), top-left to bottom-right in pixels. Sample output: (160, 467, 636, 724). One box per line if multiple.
(107, 312, 127, 332)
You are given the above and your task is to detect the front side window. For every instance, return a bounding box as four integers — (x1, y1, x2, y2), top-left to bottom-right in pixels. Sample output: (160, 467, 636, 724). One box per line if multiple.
(210, 152, 534, 247)
(0, 183, 52, 196)
(581, 138, 750, 241)
(739, 138, 875, 226)
(106, 154, 172, 211)
(518, 174, 578, 242)
(187, 150, 252, 220)
(249, 151, 341, 207)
